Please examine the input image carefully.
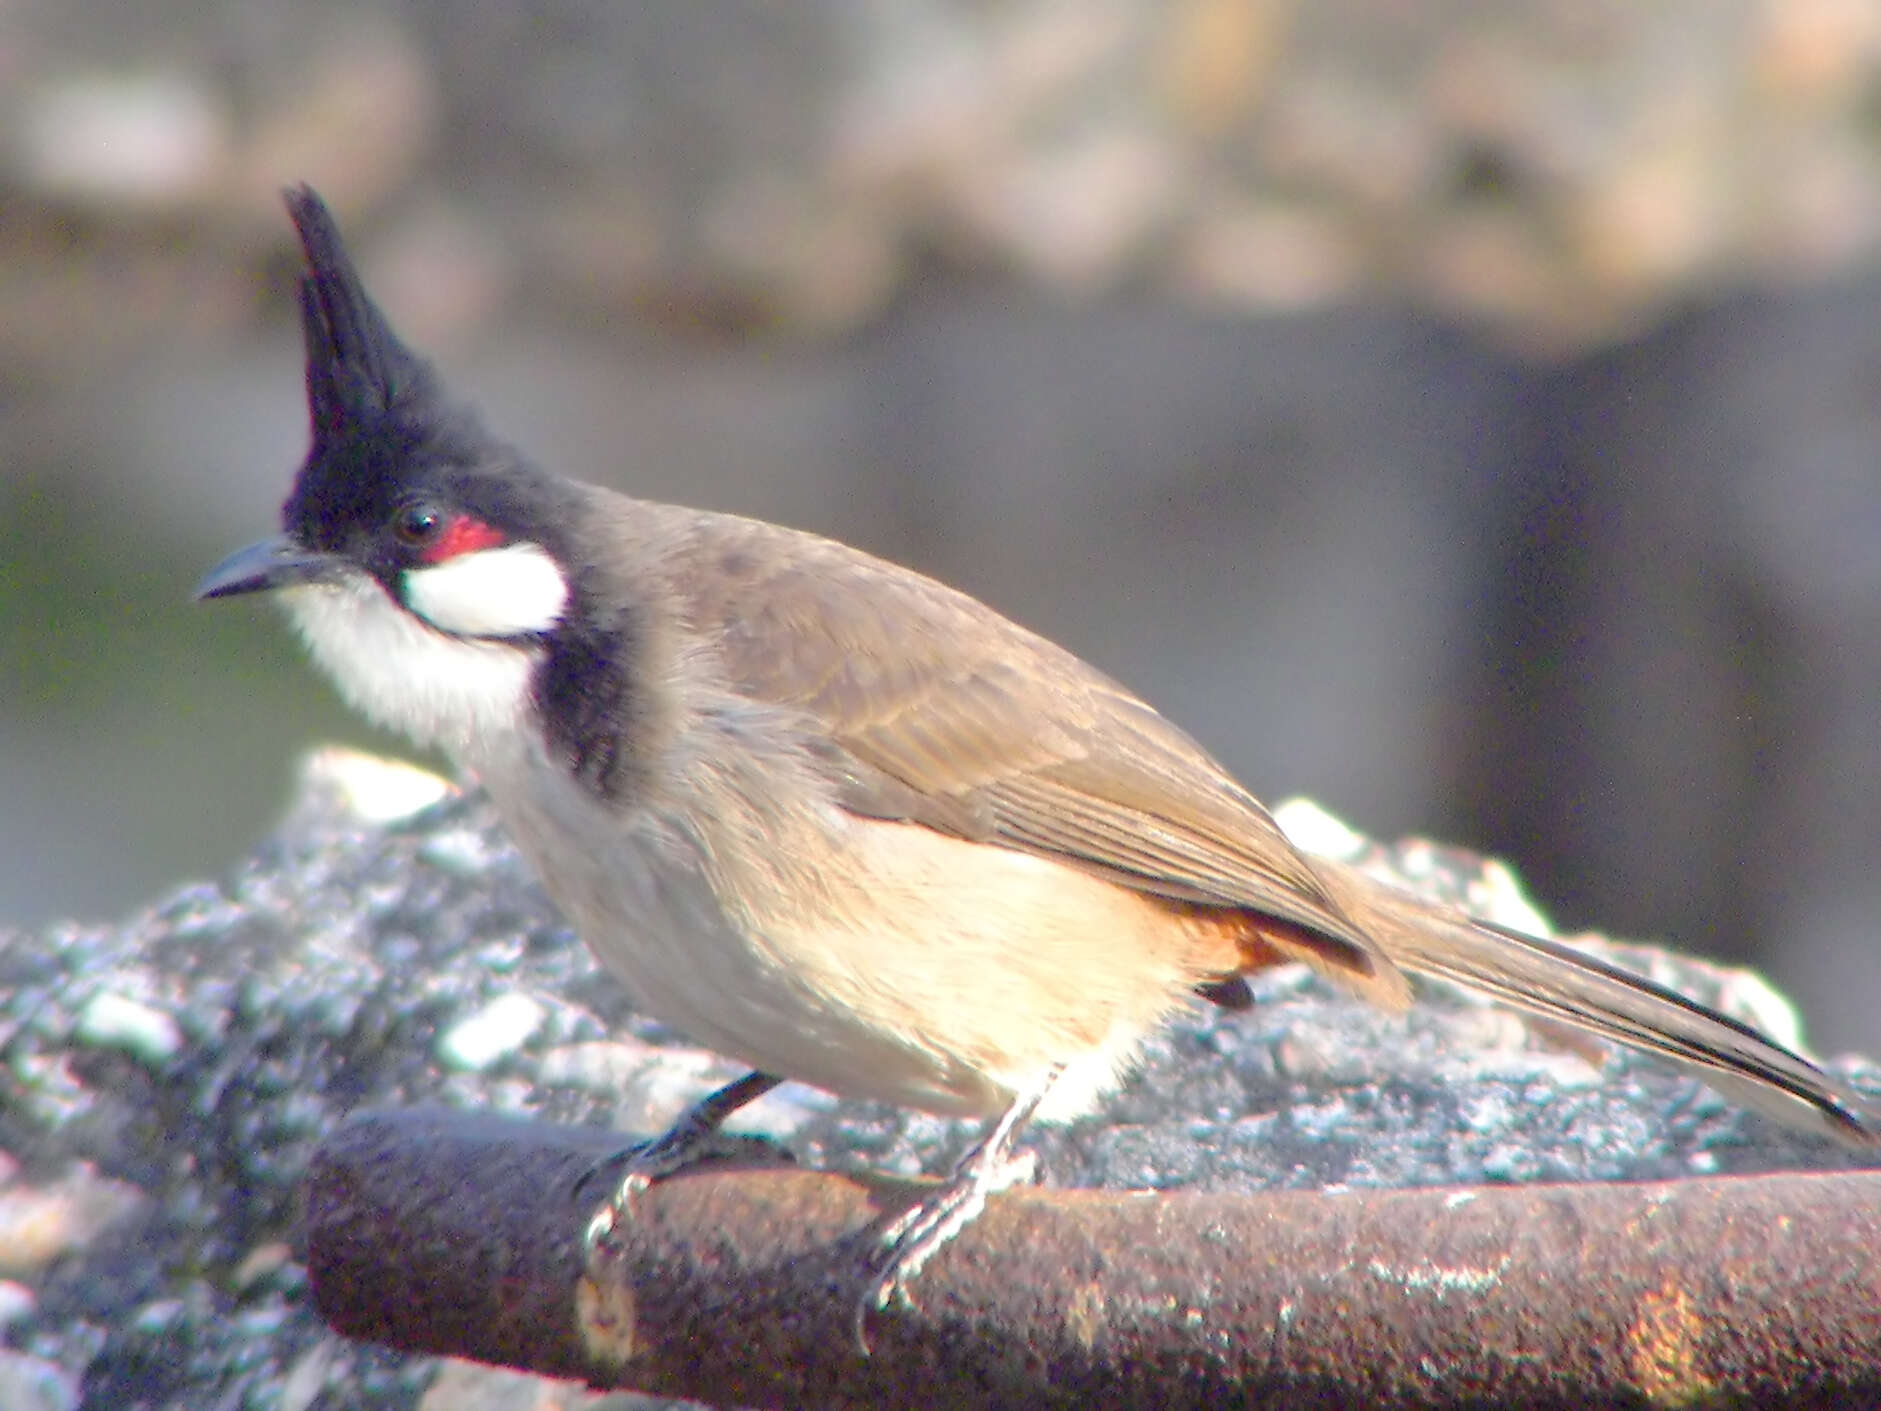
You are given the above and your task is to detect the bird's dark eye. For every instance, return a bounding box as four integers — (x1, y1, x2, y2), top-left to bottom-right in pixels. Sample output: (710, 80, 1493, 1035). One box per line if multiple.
(392, 504, 443, 547)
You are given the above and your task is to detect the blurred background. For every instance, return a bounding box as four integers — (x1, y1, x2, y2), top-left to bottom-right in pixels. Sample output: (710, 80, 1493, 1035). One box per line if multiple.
(4, 0, 1880, 1053)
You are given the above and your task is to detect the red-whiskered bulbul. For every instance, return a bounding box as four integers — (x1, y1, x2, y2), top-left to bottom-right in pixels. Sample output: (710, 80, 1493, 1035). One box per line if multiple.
(198, 186, 1877, 1333)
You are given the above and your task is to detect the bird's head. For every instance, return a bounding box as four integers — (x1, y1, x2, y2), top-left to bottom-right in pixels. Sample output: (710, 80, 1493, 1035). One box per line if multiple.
(197, 187, 588, 755)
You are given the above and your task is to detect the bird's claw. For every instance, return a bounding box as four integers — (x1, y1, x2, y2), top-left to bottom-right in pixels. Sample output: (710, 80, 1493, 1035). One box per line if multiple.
(581, 1126, 792, 1260)
(851, 1146, 1038, 1353)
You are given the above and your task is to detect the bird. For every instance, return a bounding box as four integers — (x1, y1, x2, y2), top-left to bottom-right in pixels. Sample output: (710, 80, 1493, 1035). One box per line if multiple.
(199, 185, 1876, 1331)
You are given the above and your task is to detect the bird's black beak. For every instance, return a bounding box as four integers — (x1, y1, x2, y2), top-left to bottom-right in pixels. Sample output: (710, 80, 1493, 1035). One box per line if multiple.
(195, 535, 342, 600)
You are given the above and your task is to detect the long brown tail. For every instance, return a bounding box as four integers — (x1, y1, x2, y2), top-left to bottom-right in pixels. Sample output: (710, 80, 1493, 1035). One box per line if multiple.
(1307, 856, 1879, 1147)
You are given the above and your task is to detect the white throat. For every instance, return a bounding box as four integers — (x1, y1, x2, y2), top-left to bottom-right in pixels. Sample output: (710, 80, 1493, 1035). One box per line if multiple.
(281, 571, 538, 758)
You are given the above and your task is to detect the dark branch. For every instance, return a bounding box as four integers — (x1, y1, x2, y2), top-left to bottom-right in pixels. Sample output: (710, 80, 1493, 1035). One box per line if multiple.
(302, 1108, 1881, 1410)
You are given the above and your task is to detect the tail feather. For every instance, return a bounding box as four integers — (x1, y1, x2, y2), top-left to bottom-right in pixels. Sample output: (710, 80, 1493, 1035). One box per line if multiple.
(1308, 857, 1879, 1148)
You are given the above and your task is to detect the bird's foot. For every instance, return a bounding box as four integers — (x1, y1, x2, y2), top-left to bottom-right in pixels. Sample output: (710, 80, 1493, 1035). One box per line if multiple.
(581, 1070, 786, 1257)
(853, 1142, 1038, 1352)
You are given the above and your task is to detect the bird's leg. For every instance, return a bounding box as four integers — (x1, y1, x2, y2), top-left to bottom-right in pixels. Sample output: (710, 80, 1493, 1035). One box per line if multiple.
(582, 1069, 785, 1252)
(857, 1065, 1061, 1347)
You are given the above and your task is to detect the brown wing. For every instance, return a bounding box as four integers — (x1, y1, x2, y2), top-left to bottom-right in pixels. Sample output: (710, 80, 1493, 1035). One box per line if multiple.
(657, 509, 1385, 968)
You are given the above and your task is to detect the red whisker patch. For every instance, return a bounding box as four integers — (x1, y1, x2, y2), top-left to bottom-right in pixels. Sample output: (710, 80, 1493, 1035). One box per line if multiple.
(423, 516, 506, 563)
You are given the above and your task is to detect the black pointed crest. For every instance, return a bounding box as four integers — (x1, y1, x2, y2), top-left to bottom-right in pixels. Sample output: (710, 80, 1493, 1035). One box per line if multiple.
(284, 185, 434, 452)
(273, 186, 586, 587)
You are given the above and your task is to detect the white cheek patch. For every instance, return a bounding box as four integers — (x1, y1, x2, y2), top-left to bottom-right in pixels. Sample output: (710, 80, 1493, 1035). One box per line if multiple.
(401, 542, 569, 639)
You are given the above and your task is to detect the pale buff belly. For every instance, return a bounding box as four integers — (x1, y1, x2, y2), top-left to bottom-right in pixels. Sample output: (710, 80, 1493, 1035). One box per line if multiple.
(481, 742, 1230, 1122)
